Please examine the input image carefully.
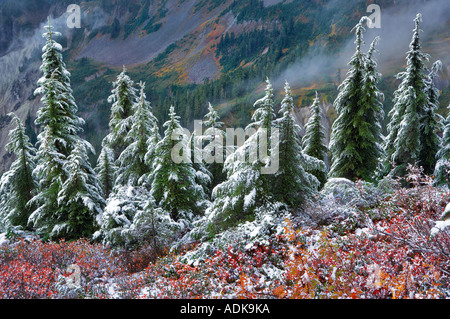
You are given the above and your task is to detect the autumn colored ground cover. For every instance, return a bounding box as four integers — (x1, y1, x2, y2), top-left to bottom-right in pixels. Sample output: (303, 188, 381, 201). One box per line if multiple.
(0, 179, 449, 299)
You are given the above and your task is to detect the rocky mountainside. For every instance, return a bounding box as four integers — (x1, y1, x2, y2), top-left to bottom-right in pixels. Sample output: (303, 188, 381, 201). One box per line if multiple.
(0, 0, 449, 174)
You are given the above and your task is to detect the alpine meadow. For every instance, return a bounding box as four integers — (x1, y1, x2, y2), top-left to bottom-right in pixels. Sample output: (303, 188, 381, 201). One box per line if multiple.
(0, 0, 449, 303)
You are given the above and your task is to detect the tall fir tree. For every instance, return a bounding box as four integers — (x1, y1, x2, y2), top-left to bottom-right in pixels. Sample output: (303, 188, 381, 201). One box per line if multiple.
(302, 91, 328, 188)
(103, 66, 138, 160)
(34, 18, 85, 158)
(361, 36, 385, 179)
(116, 82, 158, 187)
(419, 60, 443, 175)
(274, 82, 324, 207)
(329, 17, 383, 181)
(30, 20, 103, 240)
(151, 106, 208, 221)
(0, 113, 37, 229)
(384, 14, 430, 177)
(434, 105, 450, 187)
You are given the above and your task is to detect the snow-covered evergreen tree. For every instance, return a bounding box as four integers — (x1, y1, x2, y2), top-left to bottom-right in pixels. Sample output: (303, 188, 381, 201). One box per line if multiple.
(205, 79, 279, 236)
(116, 82, 157, 187)
(361, 37, 385, 179)
(30, 20, 104, 240)
(188, 131, 212, 198)
(420, 60, 443, 175)
(34, 19, 85, 158)
(151, 106, 208, 222)
(384, 14, 430, 177)
(273, 82, 324, 207)
(329, 17, 383, 181)
(55, 141, 105, 240)
(142, 124, 161, 186)
(202, 102, 226, 189)
(29, 127, 67, 238)
(95, 146, 116, 199)
(0, 113, 37, 229)
(434, 104, 450, 187)
(103, 66, 138, 160)
(302, 91, 328, 188)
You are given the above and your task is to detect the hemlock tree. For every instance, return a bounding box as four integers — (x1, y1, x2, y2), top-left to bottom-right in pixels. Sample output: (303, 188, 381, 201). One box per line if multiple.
(273, 82, 324, 208)
(103, 66, 138, 160)
(384, 14, 430, 177)
(302, 91, 328, 188)
(329, 17, 383, 181)
(151, 106, 208, 222)
(116, 82, 158, 187)
(56, 141, 105, 240)
(420, 60, 443, 175)
(0, 113, 37, 229)
(205, 79, 278, 235)
(434, 105, 450, 187)
(95, 146, 116, 199)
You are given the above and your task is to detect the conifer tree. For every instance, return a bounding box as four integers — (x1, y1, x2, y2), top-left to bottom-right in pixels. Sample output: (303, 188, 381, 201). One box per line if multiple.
(420, 60, 443, 175)
(95, 146, 116, 199)
(116, 82, 157, 186)
(329, 17, 382, 181)
(29, 127, 68, 237)
(202, 102, 226, 189)
(302, 91, 328, 188)
(0, 113, 37, 229)
(205, 79, 277, 234)
(34, 19, 85, 158)
(384, 14, 430, 177)
(30, 20, 103, 240)
(56, 141, 105, 240)
(143, 123, 161, 186)
(434, 105, 450, 187)
(361, 37, 385, 178)
(188, 131, 212, 198)
(103, 66, 138, 159)
(151, 106, 208, 221)
(273, 82, 324, 207)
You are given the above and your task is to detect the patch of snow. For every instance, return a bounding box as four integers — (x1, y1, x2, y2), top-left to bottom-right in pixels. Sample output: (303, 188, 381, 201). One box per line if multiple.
(0, 232, 9, 246)
(431, 219, 450, 236)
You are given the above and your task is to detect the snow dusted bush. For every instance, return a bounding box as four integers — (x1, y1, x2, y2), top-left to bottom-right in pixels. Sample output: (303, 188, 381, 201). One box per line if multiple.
(306, 178, 387, 235)
(180, 202, 291, 267)
(94, 186, 181, 251)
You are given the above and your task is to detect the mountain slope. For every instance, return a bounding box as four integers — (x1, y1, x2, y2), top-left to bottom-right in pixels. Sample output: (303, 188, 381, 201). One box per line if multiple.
(0, 0, 449, 174)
